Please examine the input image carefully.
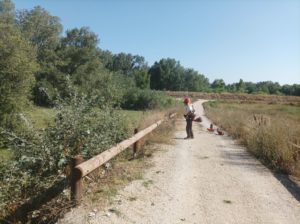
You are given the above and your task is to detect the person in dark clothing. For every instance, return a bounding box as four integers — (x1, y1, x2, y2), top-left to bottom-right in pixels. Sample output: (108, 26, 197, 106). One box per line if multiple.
(183, 97, 195, 139)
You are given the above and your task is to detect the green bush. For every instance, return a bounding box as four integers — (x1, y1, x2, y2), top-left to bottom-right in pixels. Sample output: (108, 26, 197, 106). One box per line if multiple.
(0, 95, 129, 217)
(121, 88, 176, 110)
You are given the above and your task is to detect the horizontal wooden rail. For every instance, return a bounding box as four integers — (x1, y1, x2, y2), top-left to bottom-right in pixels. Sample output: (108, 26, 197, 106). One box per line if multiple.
(71, 112, 176, 203)
(75, 119, 163, 177)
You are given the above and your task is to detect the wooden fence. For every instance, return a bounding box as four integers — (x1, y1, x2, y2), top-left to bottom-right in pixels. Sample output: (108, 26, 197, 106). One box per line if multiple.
(70, 112, 176, 203)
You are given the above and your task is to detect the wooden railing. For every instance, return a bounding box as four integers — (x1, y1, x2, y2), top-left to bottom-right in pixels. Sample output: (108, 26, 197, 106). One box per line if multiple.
(70, 113, 176, 203)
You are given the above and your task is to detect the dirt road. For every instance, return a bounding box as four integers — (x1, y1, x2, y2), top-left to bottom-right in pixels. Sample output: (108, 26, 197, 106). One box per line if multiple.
(61, 100, 300, 224)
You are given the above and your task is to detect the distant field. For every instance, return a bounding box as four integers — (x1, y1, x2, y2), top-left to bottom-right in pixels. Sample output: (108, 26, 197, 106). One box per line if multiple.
(205, 101, 300, 120)
(167, 91, 300, 104)
(204, 101, 300, 177)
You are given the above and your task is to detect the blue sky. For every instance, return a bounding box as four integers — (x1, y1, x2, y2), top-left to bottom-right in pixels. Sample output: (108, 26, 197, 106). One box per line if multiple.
(13, 0, 300, 85)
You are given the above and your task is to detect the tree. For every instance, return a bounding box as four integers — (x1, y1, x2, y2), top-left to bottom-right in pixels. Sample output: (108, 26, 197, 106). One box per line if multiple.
(292, 84, 300, 96)
(17, 6, 63, 58)
(105, 52, 147, 76)
(149, 58, 184, 90)
(58, 27, 101, 77)
(183, 68, 210, 92)
(211, 79, 226, 93)
(267, 81, 281, 95)
(226, 83, 237, 92)
(282, 84, 300, 96)
(55, 27, 105, 102)
(132, 69, 150, 89)
(0, 0, 15, 24)
(281, 84, 292, 95)
(99, 49, 114, 69)
(0, 24, 38, 127)
(244, 82, 257, 93)
(236, 79, 246, 93)
(17, 6, 64, 106)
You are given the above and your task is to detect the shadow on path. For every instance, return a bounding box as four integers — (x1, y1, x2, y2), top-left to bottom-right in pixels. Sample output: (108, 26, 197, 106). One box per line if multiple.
(220, 147, 300, 203)
(274, 173, 300, 203)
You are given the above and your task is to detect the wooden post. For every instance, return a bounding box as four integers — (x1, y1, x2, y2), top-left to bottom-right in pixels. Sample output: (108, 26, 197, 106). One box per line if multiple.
(70, 155, 84, 204)
(133, 128, 139, 158)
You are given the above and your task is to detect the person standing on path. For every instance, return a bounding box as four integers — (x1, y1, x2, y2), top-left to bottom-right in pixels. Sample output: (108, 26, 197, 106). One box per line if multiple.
(183, 97, 195, 139)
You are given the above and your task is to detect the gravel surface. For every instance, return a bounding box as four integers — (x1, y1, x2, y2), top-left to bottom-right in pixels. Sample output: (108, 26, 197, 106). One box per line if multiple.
(60, 100, 300, 224)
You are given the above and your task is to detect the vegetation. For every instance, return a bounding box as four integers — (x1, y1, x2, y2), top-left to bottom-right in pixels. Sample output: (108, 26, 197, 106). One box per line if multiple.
(0, 20, 38, 129)
(167, 91, 300, 104)
(122, 89, 176, 110)
(149, 58, 210, 92)
(204, 101, 300, 177)
(0, 95, 130, 217)
(0, 0, 299, 222)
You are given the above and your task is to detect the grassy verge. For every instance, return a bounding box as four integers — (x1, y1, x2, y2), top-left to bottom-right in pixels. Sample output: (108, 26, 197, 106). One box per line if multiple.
(204, 101, 300, 178)
(24, 105, 57, 130)
(0, 148, 12, 164)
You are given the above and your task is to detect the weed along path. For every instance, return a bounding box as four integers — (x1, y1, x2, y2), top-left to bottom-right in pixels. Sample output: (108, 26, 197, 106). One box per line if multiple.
(61, 100, 300, 224)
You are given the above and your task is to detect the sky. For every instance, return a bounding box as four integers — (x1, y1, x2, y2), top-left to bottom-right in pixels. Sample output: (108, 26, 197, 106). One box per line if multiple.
(13, 0, 300, 85)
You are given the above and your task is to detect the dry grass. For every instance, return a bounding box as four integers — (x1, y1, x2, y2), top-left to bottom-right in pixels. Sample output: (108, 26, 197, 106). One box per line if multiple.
(83, 155, 149, 206)
(134, 106, 180, 148)
(204, 101, 300, 177)
(167, 91, 300, 105)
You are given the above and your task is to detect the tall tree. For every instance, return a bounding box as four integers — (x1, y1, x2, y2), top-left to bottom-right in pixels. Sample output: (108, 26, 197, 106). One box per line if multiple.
(211, 79, 226, 93)
(149, 58, 184, 90)
(132, 69, 150, 89)
(99, 49, 114, 69)
(58, 27, 101, 78)
(57, 27, 110, 103)
(17, 6, 63, 58)
(105, 52, 147, 76)
(17, 6, 64, 106)
(0, 23, 38, 127)
(236, 79, 246, 93)
(183, 68, 210, 92)
(0, 0, 15, 24)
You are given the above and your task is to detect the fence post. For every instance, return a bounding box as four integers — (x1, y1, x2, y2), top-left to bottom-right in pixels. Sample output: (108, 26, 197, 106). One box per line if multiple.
(133, 128, 139, 158)
(70, 155, 84, 204)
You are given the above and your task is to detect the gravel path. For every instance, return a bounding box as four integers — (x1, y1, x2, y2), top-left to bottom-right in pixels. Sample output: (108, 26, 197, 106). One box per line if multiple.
(61, 100, 300, 224)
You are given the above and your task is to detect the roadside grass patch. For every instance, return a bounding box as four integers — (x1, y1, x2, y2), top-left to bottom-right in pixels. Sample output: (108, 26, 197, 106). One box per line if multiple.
(0, 148, 12, 163)
(204, 101, 300, 177)
(24, 105, 56, 130)
(118, 109, 144, 130)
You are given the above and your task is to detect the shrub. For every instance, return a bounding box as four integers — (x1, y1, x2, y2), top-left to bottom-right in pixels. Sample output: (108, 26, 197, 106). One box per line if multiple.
(0, 95, 129, 218)
(121, 88, 176, 110)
